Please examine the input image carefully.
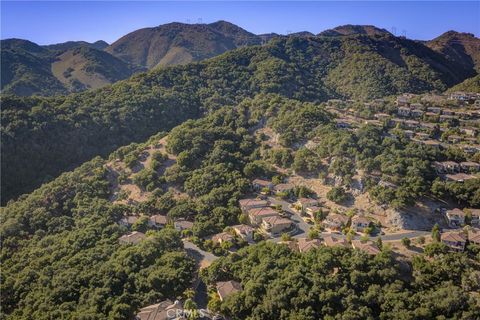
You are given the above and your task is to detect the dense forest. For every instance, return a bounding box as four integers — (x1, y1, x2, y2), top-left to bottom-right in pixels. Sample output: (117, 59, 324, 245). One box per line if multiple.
(2, 33, 476, 204)
(201, 241, 480, 320)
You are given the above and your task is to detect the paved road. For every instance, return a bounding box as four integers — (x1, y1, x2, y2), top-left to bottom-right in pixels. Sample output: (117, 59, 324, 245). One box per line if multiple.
(267, 196, 312, 239)
(183, 240, 219, 264)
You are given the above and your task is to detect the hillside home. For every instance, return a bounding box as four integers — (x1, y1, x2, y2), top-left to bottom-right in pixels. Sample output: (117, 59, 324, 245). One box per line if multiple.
(397, 107, 411, 117)
(440, 115, 456, 123)
(295, 198, 319, 213)
(232, 224, 255, 241)
(119, 231, 146, 245)
(351, 216, 370, 232)
(416, 132, 430, 140)
(323, 213, 349, 231)
(239, 198, 269, 212)
(174, 219, 193, 231)
(403, 130, 415, 138)
(148, 214, 167, 229)
(410, 109, 424, 118)
(404, 120, 419, 129)
(135, 300, 183, 320)
(212, 232, 235, 244)
(468, 228, 480, 245)
(447, 135, 462, 144)
(467, 209, 480, 227)
(297, 238, 322, 252)
(323, 235, 348, 248)
(216, 281, 242, 301)
(396, 96, 410, 106)
(433, 161, 460, 174)
(460, 161, 480, 173)
(248, 207, 279, 225)
(442, 109, 455, 116)
(251, 179, 273, 192)
(119, 215, 139, 227)
(305, 206, 322, 220)
(460, 127, 477, 136)
(441, 230, 467, 252)
(261, 215, 293, 235)
(427, 106, 441, 114)
(335, 119, 352, 129)
(351, 240, 381, 255)
(374, 113, 390, 121)
(421, 140, 441, 148)
(446, 208, 466, 227)
(273, 183, 295, 196)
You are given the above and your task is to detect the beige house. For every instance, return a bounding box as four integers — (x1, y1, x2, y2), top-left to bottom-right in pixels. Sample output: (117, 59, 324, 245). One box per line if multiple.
(232, 224, 255, 241)
(323, 214, 349, 231)
(468, 228, 480, 246)
(212, 232, 235, 244)
(135, 300, 183, 320)
(148, 214, 167, 229)
(445, 173, 476, 183)
(239, 198, 269, 212)
(351, 240, 381, 255)
(297, 238, 322, 252)
(119, 215, 139, 227)
(216, 281, 242, 301)
(261, 215, 293, 235)
(460, 161, 480, 173)
(441, 230, 467, 252)
(295, 198, 319, 213)
(466, 209, 480, 227)
(252, 179, 273, 192)
(119, 231, 146, 244)
(446, 208, 466, 227)
(248, 207, 278, 225)
(174, 219, 194, 231)
(323, 236, 348, 248)
(351, 216, 370, 232)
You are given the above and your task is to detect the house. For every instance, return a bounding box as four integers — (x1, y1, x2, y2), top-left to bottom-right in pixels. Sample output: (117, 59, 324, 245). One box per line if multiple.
(232, 224, 255, 241)
(305, 206, 322, 220)
(432, 161, 460, 174)
(119, 215, 139, 227)
(397, 107, 411, 117)
(297, 238, 322, 252)
(410, 109, 424, 118)
(212, 232, 235, 244)
(148, 214, 167, 229)
(447, 135, 462, 144)
(404, 120, 419, 129)
(351, 240, 381, 255)
(374, 113, 390, 121)
(239, 198, 269, 212)
(445, 208, 466, 227)
(323, 214, 349, 231)
(295, 198, 319, 213)
(351, 216, 370, 233)
(467, 228, 480, 245)
(427, 106, 442, 114)
(441, 230, 467, 252)
(248, 207, 279, 225)
(422, 140, 441, 148)
(416, 132, 430, 140)
(396, 96, 410, 106)
(261, 215, 293, 235)
(252, 179, 273, 192)
(273, 183, 295, 195)
(403, 130, 415, 138)
(466, 209, 480, 227)
(445, 173, 476, 183)
(460, 161, 480, 173)
(216, 281, 242, 301)
(323, 236, 348, 248)
(460, 127, 477, 136)
(119, 231, 146, 244)
(440, 115, 456, 123)
(135, 300, 183, 320)
(442, 109, 455, 116)
(174, 219, 194, 231)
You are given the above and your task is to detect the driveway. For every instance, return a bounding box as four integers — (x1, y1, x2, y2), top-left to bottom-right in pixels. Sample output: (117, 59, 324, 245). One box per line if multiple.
(183, 240, 219, 266)
(267, 196, 312, 239)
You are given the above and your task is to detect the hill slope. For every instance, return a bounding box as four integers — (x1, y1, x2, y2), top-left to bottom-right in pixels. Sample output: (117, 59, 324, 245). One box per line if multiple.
(0, 39, 138, 96)
(427, 31, 480, 73)
(319, 24, 392, 37)
(105, 21, 261, 69)
(43, 40, 109, 51)
(1, 33, 475, 203)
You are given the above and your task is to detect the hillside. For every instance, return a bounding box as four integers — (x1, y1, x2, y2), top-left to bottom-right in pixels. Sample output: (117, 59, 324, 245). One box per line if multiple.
(43, 39, 109, 51)
(51, 46, 140, 92)
(105, 21, 261, 69)
(1, 33, 477, 203)
(427, 31, 480, 73)
(319, 24, 392, 37)
(2, 93, 479, 319)
(447, 74, 480, 93)
(0, 39, 138, 96)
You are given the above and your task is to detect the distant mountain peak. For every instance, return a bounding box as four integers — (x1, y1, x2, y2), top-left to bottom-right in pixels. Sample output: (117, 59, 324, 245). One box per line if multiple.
(319, 24, 392, 37)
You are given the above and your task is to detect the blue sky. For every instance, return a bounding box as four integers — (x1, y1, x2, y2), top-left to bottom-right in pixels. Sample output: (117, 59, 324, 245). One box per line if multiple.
(2, 1, 479, 45)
